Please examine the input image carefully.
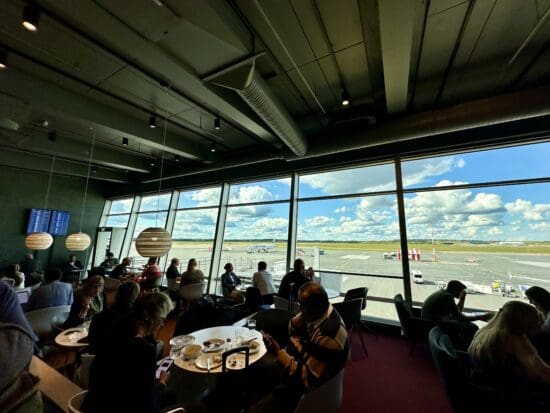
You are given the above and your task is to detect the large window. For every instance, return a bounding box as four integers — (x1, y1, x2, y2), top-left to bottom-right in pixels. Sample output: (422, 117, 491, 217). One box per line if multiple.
(403, 143, 550, 312)
(297, 164, 402, 320)
(99, 140, 549, 324)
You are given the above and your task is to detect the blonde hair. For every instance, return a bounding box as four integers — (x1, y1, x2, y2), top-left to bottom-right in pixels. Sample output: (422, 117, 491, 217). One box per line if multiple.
(469, 301, 542, 365)
(134, 292, 173, 337)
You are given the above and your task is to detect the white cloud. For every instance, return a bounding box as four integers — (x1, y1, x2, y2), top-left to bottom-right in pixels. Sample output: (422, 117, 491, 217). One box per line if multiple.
(305, 216, 334, 227)
(230, 186, 273, 204)
(251, 217, 288, 232)
(487, 227, 503, 235)
(402, 157, 464, 187)
(505, 199, 550, 221)
(334, 206, 347, 213)
(530, 222, 550, 231)
(187, 188, 221, 206)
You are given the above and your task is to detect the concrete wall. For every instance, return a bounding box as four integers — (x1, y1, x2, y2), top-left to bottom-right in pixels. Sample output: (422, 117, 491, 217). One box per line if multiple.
(0, 166, 106, 272)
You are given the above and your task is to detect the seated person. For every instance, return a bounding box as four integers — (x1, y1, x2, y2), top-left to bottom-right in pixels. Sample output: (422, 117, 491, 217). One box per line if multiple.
(26, 267, 73, 311)
(100, 252, 119, 271)
(109, 257, 135, 282)
(63, 276, 105, 329)
(88, 281, 140, 353)
(422, 280, 493, 348)
(64, 255, 83, 271)
(252, 283, 349, 413)
(252, 261, 276, 297)
(82, 292, 174, 413)
(277, 259, 309, 301)
(165, 258, 180, 291)
(0, 280, 37, 340)
(221, 263, 242, 300)
(4, 264, 25, 288)
(469, 300, 550, 387)
(140, 257, 162, 290)
(20, 253, 43, 287)
(526, 286, 550, 332)
(180, 258, 204, 287)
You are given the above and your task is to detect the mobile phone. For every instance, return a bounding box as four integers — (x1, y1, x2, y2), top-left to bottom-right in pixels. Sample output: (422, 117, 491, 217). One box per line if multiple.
(155, 358, 173, 379)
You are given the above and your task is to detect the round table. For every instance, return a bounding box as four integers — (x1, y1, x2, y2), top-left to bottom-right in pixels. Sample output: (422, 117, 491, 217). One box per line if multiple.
(173, 326, 266, 374)
(55, 327, 89, 348)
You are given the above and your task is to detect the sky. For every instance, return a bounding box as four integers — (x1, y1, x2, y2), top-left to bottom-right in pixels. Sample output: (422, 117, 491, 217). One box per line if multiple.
(106, 142, 550, 242)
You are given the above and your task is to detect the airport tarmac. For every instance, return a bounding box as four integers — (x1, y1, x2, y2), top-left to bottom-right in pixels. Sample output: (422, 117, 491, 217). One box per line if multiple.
(151, 242, 550, 321)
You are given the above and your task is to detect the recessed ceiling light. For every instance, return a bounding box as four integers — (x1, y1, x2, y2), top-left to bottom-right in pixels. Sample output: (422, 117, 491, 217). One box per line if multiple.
(209, 142, 216, 153)
(22, 5, 40, 32)
(341, 90, 350, 107)
(175, 155, 180, 162)
(92, 166, 97, 173)
(150, 161, 156, 167)
(149, 115, 156, 128)
(214, 118, 221, 130)
(122, 137, 128, 146)
(0, 49, 8, 69)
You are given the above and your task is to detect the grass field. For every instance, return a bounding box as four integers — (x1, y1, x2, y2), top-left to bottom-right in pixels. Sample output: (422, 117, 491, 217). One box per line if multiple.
(170, 240, 550, 255)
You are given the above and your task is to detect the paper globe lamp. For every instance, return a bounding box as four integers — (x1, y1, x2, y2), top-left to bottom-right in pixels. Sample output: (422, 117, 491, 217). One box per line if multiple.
(135, 227, 172, 257)
(25, 232, 53, 250)
(65, 232, 91, 251)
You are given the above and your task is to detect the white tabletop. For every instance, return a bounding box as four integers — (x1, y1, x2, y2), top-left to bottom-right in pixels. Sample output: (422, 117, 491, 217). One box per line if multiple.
(55, 327, 88, 348)
(173, 325, 266, 374)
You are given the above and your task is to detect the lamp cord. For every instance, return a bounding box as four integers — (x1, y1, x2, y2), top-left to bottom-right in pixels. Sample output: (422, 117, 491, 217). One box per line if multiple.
(43, 140, 57, 211)
(80, 130, 96, 232)
(156, 85, 169, 227)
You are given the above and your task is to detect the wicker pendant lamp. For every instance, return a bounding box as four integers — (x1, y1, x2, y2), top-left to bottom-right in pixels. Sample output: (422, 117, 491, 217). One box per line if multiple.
(136, 91, 172, 257)
(66, 130, 95, 251)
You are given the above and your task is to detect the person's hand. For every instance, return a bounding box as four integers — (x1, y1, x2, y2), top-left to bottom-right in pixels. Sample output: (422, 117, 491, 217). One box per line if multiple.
(159, 370, 170, 386)
(291, 313, 305, 330)
(262, 333, 281, 354)
(459, 290, 467, 300)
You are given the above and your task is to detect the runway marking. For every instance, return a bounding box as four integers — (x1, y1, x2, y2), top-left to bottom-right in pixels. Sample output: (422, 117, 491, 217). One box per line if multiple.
(512, 261, 550, 268)
(340, 255, 371, 260)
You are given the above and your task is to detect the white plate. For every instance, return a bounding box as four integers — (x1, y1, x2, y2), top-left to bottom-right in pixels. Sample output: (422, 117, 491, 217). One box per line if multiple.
(195, 354, 222, 371)
(202, 338, 225, 353)
(243, 341, 260, 354)
(225, 354, 249, 370)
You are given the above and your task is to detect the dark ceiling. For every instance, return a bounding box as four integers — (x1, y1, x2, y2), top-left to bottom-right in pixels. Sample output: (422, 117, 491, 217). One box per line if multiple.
(0, 0, 549, 186)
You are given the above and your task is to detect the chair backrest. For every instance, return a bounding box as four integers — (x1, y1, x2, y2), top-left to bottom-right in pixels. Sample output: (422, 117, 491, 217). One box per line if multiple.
(393, 294, 413, 332)
(67, 390, 87, 413)
(50, 311, 70, 335)
(333, 298, 362, 328)
(179, 282, 204, 301)
(273, 295, 299, 314)
(252, 309, 293, 347)
(1, 277, 15, 287)
(245, 287, 263, 309)
(294, 368, 345, 413)
(344, 287, 368, 310)
(25, 305, 72, 340)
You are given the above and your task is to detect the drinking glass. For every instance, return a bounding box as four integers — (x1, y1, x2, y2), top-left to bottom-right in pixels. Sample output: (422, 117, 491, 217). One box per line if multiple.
(235, 327, 247, 346)
(247, 319, 256, 331)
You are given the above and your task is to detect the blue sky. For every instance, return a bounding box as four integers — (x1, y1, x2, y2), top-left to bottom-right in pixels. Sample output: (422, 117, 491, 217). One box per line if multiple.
(107, 142, 550, 241)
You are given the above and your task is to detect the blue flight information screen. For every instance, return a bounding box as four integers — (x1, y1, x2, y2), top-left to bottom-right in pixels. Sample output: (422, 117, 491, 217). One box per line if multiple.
(27, 209, 51, 234)
(49, 210, 71, 236)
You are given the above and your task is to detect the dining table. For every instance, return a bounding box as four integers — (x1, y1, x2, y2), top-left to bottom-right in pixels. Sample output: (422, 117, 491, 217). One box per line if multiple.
(172, 325, 267, 374)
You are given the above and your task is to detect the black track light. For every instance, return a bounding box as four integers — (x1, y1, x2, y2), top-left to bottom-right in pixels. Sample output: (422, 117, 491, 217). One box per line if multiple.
(175, 155, 180, 162)
(0, 49, 8, 69)
(150, 160, 156, 167)
(209, 142, 216, 153)
(92, 166, 97, 174)
(22, 5, 40, 32)
(149, 116, 156, 128)
(214, 117, 221, 130)
(48, 130, 56, 142)
(122, 137, 129, 146)
(341, 90, 350, 107)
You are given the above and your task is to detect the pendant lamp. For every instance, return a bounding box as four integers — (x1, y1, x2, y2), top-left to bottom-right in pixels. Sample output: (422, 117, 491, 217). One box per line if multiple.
(24, 138, 57, 250)
(66, 130, 95, 251)
(136, 89, 172, 257)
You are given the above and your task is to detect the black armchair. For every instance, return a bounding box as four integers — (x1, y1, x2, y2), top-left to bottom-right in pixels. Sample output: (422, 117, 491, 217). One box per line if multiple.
(334, 298, 367, 357)
(343, 287, 377, 339)
(394, 294, 436, 356)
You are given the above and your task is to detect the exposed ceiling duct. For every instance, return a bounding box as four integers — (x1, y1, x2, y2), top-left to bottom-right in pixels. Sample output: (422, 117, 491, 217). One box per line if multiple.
(207, 61, 308, 157)
(284, 86, 550, 160)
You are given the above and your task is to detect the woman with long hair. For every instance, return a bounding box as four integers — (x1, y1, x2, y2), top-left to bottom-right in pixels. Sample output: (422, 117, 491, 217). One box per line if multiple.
(526, 286, 550, 331)
(469, 300, 550, 386)
(179, 258, 204, 287)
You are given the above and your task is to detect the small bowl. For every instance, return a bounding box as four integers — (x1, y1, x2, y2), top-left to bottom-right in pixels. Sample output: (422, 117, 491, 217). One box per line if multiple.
(182, 344, 202, 360)
(170, 335, 195, 347)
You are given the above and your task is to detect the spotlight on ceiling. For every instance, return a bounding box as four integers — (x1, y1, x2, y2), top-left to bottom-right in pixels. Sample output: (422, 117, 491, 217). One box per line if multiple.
(341, 90, 351, 107)
(92, 166, 97, 173)
(175, 155, 180, 162)
(209, 142, 216, 153)
(122, 137, 129, 146)
(149, 115, 156, 128)
(0, 49, 8, 69)
(150, 161, 156, 167)
(48, 130, 56, 142)
(22, 5, 40, 32)
(214, 117, 221, 130)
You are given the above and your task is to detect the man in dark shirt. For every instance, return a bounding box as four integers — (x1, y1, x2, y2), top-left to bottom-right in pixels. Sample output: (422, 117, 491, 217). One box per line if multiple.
(277, 259, 309, 301)
(422, 280, 493, 348)
(110, 257, 134, 282)
(20, 253, 43, 287)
